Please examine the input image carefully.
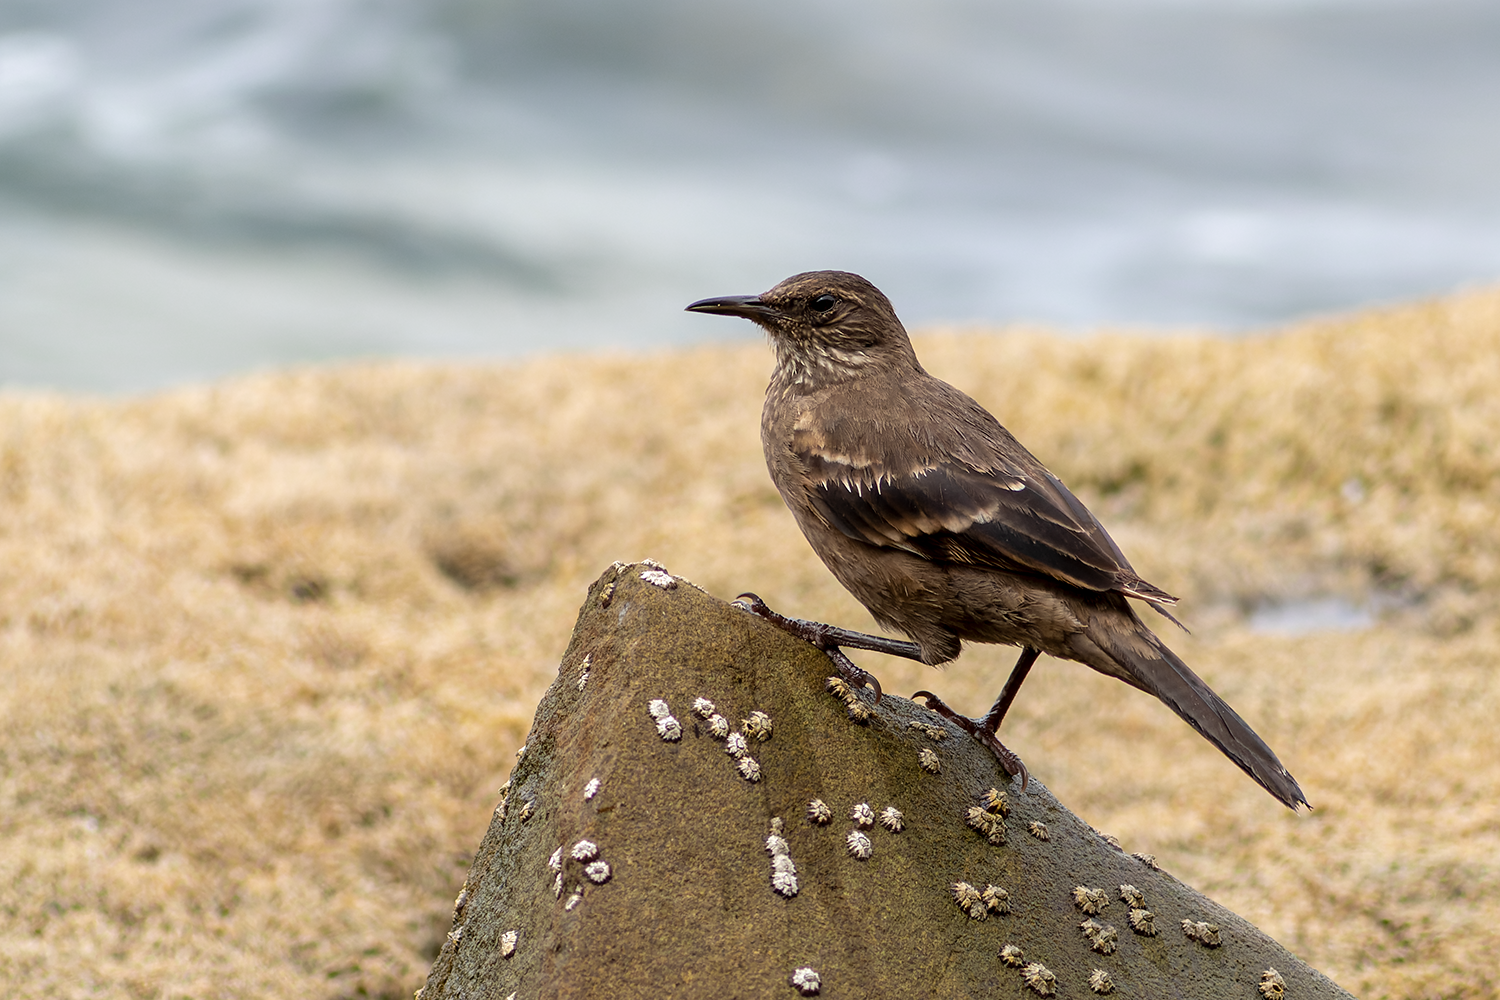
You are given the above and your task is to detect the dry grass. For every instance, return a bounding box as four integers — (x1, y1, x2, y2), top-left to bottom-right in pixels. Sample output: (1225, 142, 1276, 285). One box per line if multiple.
(2, 287, 1499, 999)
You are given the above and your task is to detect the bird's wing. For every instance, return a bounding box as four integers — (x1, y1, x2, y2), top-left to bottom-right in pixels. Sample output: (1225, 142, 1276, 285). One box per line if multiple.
(795, 431, 1176, 604)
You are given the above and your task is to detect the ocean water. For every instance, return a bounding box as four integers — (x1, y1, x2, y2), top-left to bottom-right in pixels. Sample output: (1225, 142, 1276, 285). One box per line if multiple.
(2, 0, 1498, 392)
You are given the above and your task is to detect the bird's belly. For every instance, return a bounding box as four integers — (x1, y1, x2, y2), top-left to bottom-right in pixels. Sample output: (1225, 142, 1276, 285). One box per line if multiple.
(796, 517, 1081, 662)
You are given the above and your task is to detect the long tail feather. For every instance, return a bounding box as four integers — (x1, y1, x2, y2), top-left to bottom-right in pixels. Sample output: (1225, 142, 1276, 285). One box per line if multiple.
(1075, 610, 1308, 811)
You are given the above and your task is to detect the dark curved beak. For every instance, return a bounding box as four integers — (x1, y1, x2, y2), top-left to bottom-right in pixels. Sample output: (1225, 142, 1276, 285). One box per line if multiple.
(685, 294, 777, 320)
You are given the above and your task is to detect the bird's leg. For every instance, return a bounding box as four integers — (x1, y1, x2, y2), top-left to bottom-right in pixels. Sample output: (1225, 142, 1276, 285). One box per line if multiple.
(911, 647, 1039, 788)
(976, 647, 1039, 733)
(732, 593, 926, 703)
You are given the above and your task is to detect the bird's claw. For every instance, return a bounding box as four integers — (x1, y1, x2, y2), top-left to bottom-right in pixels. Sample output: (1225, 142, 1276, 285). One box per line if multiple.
(734, 592, 883, 703)
(912, 689, 1030, 790)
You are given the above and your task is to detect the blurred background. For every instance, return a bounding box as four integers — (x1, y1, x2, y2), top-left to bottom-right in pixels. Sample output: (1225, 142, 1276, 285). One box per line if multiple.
(1, 0, 1498, 393)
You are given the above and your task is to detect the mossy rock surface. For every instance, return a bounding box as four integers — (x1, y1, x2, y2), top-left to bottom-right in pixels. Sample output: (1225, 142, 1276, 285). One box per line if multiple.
(421, 562, 1353, 1000)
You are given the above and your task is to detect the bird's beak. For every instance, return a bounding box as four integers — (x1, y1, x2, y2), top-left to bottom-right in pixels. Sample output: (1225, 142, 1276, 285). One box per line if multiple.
(684, 294, 778, 321)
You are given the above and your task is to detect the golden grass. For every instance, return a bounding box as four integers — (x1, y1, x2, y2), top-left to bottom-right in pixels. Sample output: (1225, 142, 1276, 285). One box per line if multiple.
(2, 288, 1498, 999)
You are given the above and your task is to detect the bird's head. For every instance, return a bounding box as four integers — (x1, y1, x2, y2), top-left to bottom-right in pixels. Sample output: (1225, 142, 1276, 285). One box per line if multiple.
(686, 270, 921, 386)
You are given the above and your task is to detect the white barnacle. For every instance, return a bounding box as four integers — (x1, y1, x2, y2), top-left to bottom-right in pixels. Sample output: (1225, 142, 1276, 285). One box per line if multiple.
(641, 558, 666, 570)
(1119, 884, 1145, 908)
(966, 805, 1005, 845)
(656, 715, 682, 741)
(576, 668, 590, 692)
(1072, 886, 1109, 915)
(807, 799, 833, 825)
(1132, 852, 1159, 870)
(516, 744, 527, 760)
(982, 884, 1010, 914)
(583, 778, 601, 801)
(1099, 832, 1121, 850)
(918, 748, 941, 773)
(879, 806, 904, 832)
(707, 714, 731, 738)
(584, 860, 611, 884)
(737, 756, 762, 782)
(1081, 921, 1118, 955)
(1027, 820, 1049, 841)
(850, 803, 875, 828)
(742, 710, 774, 741)
(548, 846, 563, 872)
(1088, 969, 1114, 995)
(790, 967, 822, 995)
(724, 732, 749, 757)
(982, 787, 1010, 816)
(951, 881, 982, 911)
(1258, 969, 1287, 999)
(640, 568, 676, 588)
(647, 699, 672, 720)
(692, 697, 716, 718)
(1128, 908, 1157, 936)
(518, 800, 534, 823)
(564, 892, 583, 911)
(846, 830, 873, 859)
(999, 943, 1025, 967)
(577, 654, 591, 692)
(1021, 961, 1057, 996)
(1181, 919, 1222, 948)
(768, 819, 799, 896)
(500, 930, 518, 958)
(570, 839, 598, 862)
(552, 872, 563, 899)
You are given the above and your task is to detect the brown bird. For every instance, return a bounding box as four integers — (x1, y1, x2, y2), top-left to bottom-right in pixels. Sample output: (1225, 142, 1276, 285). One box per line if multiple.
(687, 270, 1307, 810)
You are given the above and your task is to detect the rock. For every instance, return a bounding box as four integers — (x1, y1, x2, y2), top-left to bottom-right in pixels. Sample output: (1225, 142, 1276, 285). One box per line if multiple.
(419, 561, 1353, 999)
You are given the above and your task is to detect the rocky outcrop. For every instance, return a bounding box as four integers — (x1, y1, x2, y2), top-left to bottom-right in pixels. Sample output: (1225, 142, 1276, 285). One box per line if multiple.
(419, 561, 1352, 999)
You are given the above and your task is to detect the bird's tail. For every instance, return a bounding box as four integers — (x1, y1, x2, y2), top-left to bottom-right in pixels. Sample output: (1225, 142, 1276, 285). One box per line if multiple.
(1072, 608, 1309, 811)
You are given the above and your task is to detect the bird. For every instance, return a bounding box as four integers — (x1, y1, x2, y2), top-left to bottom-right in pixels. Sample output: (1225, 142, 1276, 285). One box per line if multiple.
(686, 270, 1307, 810)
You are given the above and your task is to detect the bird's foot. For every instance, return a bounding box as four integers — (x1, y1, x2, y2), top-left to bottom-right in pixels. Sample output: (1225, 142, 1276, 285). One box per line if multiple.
(912, 689, 1030, 790)
(732, 593, 925, 704)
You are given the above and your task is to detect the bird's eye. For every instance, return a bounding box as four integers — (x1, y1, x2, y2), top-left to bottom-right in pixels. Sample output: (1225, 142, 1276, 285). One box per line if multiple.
(809, 294, 837, 312)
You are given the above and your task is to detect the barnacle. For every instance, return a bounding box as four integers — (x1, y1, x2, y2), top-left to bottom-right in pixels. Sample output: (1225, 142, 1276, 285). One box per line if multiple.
(1128, 908, 1156, 936)
(1021, 962, 1057, 996)
(1257, 969, 1286, 999)
(846, 830, 873, 859)
(791, 968, 822, 995)
(1072, 886, 1108, 915)
(742, 711, 774, 741)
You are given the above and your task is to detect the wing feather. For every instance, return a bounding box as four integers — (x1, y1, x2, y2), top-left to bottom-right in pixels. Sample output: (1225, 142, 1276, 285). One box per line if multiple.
(800, 445, 1175, 602)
